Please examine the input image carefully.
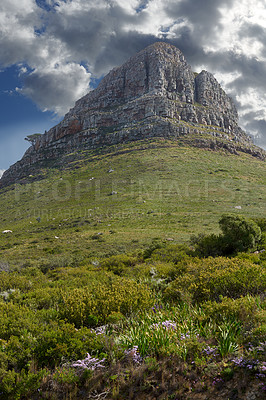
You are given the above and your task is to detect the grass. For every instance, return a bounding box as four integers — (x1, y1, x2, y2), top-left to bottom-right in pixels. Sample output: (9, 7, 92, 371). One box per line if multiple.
(0, 138, 265, 399)
(0, 138, 265, 265)
(0, 248, 265, 399)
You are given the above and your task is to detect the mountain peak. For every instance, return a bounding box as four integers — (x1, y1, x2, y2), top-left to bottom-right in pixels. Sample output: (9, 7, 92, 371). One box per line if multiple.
(1, 42, 265, 187)
(74, 40, 190, 111)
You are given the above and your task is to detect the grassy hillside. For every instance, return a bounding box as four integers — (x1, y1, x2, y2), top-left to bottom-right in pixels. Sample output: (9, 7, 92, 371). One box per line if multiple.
(0, 139, 265, 265)
(0, 139, 265, 399)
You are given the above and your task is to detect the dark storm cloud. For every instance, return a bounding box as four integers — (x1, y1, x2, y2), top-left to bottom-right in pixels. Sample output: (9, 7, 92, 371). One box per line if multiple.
(165, 0, 234, 41)
(93, 32, 159, 74)
(45, 2, 151, 74)
(198, 50, 266, 92)
(243, 116, 266, 147)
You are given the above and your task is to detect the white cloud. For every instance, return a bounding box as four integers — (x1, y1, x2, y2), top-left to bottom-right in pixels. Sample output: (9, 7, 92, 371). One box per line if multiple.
(0, 169, 5, 178)
(18, 63, 91, 115)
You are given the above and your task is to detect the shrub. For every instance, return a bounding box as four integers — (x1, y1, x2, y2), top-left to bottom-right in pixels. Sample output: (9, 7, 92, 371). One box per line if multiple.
(192, 233, 224, 257)
(257, 232, 266, 250)
(33, 322, 104, 368)
(58, 272, 154, 327)
(148, 244, 192, 264)
(0, 272, 33, 292)
(21, 287, 61, 310)
(100, 254, 138, 275)
(0, 262, 9, 272)
(254, 217, 266, 232)
(0, 369, 45, 399)
(193, 214, 262, 256)
(202, 296, 263, 327)
(0, 303, 38, 340)
(163, 257, 266, 303)
(219, 214, 261, 254)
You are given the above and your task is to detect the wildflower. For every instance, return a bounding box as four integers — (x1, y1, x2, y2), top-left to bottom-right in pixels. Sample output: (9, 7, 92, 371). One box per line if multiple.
(124, 346, 142, 364)
(71, 353, 105, 371)
(151, 304, 163, 313)
(151, 320, 177, 330)
(203, 346, 217, 356)
(91, 325, 107, 335)
(212, 377, 223, 386)
(231, 357, 244, 366)
(180, 332, 190, 340)
(258, 363, 266, 372)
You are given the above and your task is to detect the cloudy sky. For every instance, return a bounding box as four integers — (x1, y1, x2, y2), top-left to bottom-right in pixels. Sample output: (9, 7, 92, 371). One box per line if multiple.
(0, 0, 266, 174)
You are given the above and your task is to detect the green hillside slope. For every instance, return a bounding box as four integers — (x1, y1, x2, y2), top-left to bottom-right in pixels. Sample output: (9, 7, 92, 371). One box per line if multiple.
(0, 139, 265, 265)
(0, 139, 265, 400)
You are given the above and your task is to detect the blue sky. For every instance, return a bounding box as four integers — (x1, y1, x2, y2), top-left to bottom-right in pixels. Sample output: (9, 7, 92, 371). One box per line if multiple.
(1, 0, 266, 175)
(0, 65, 61, 171)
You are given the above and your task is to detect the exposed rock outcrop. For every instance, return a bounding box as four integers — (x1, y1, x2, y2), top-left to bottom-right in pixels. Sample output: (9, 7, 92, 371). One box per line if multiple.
(1, 42, 264, 187)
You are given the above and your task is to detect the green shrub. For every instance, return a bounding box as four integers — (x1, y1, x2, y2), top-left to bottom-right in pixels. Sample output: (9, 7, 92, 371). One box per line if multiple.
(21, 287, 61, 310)
(58, 272, 154, 327)
(258, 232, 266, 250)
(106, 311, 125, 324)
(193, 214, 262, 256)
(0, 303, 38, 339)
(202, 296, 263, 327)
(245, 323, 266, 346)
(100, 254, 138, 275)
(0, 368, 45, 399)
(163, 257, 266, 303)
(254, 217, 266, 232)
(219, 214, 261, 254)
(0, 272, 33, 292)
(192, 233, 225, 257)
(148, 244, 192, 264)
(33, 322, 104, 368)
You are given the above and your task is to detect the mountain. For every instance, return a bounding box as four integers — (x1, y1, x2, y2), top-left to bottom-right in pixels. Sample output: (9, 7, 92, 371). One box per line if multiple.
(1, 42, 265, 187)
(0, 42, 266, 400)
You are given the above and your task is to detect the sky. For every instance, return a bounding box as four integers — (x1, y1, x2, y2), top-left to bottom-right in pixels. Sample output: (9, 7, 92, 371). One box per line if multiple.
(1, 0, 266, 175)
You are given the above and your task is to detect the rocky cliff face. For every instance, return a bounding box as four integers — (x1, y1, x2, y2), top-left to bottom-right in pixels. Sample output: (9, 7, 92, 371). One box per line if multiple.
(1, 42, 264, 186)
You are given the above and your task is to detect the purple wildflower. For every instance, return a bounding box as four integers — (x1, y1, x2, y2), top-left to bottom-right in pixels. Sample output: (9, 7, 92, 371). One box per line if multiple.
(124, 346, 142, 364)
(212, 377, 223, 386)
(259, 363, 266, 372)
(71, 353, 105, 371)
(151, 304, 163, 313)
(203, 346, 217, 356)
(180, 332, 190, 340)
(152, 320, 177, 330)
(231, 357, 244, 366)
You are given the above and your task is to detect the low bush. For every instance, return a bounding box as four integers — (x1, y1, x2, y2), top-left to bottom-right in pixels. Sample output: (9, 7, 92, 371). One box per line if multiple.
(58, 272, 154, 327)
(219, 214, 261, 254)
(163, 257, 266, 303)
(100, 254, 138, 275)
(202, 296, 263, 327)
(193, 214, 262, 256)
(148, 244, 192, 263)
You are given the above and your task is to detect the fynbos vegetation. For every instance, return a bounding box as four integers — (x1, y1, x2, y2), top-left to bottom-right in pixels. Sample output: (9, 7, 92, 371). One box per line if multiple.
(0, 214, 265, 399)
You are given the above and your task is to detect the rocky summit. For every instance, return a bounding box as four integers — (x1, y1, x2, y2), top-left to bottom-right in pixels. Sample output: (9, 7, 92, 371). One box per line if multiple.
(1, 42, 265, 186)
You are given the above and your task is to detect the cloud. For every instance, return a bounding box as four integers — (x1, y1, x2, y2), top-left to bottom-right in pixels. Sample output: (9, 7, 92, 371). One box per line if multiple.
(0, 0, 266, 147)
(18, 63, 91, 115)
(0, 169, 5, 178)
